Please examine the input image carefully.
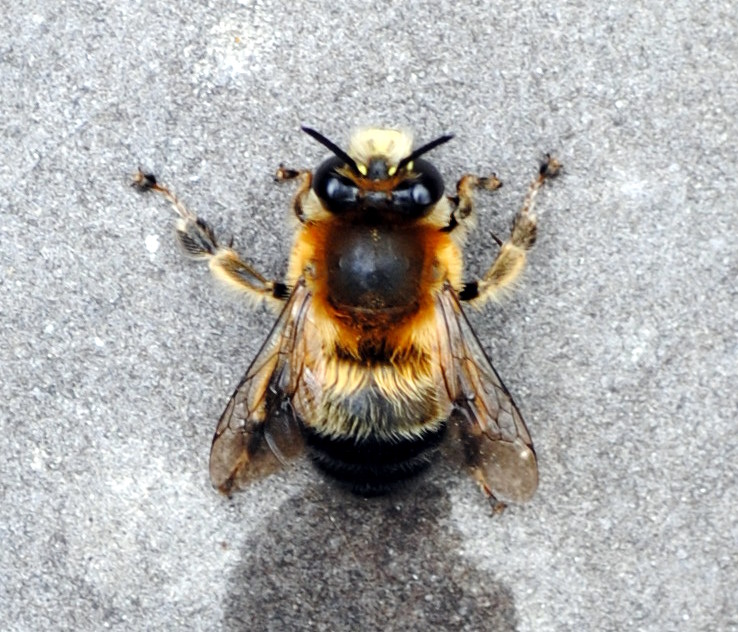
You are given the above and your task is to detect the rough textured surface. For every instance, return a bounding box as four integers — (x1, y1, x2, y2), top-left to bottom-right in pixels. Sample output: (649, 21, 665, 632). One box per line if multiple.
(2, 1, 736, 630)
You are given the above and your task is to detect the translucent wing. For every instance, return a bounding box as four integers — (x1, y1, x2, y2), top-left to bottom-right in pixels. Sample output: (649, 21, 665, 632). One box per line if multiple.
(209, 280, 312, 494)
(435, 284, 538, 504)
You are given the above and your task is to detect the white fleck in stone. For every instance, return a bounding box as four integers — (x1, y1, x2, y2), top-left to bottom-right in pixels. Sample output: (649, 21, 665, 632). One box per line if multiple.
(31, 447, 45, 471)
(145, 234, 160, 253)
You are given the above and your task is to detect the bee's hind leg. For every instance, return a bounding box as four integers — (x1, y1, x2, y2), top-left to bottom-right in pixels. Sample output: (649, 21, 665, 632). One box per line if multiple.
(132, 170, 289, 304)
(471, 469, 508, 515)
(458, 155, 561, 304)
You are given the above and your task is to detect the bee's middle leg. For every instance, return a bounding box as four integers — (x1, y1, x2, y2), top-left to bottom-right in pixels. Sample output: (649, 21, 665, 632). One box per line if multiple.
(132, 170, 289, 304)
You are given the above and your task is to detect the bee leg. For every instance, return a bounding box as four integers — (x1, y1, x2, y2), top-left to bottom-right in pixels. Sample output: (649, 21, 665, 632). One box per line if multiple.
(458, 155, 561, 304)
(275, 165, 313, 224)
(468, 467, 508, 514)
(454, 173, 503, 223)
(132, 169, 289, 304)
(442, 173, 502, 233)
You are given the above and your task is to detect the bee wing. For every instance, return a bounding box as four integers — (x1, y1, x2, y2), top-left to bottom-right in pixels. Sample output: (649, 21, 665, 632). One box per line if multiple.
(209, 281, 312, 494)
(436, 285, 538, 503)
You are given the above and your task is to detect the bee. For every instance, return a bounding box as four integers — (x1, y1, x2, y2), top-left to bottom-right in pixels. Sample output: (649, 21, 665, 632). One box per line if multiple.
(133, 127, 560, 510)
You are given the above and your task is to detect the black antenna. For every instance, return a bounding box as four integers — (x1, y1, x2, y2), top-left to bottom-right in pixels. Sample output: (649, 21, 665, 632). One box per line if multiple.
(396, 134, 454, 171)
(301, 126, 360, 174)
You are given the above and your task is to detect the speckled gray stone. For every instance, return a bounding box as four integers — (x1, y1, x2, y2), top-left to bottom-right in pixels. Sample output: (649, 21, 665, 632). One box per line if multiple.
(1, 1, 736, 630)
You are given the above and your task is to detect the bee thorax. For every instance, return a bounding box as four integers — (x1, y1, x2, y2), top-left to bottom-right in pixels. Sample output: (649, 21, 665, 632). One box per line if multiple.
(326, 224, 423, 312)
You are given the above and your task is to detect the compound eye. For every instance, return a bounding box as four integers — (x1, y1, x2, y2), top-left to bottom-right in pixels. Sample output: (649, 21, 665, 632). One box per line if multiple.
(312, 156, 358, 213)
(391, 158, 445, 216)
(411, 159, 444, 204)
(325, 176, 357, 202)
(411, 183, 432, 206)
(391, 183, 431, 216)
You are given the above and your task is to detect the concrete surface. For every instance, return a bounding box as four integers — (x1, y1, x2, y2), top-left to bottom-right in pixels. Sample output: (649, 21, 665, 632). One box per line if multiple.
(1, 1, 736, 630)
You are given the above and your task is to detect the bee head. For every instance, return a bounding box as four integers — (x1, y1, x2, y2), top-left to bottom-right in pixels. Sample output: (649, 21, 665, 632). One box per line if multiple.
(303, 126, 453, 218)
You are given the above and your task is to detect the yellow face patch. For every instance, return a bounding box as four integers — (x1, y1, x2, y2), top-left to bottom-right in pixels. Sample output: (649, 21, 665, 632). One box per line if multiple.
(348, 128, 413, 167)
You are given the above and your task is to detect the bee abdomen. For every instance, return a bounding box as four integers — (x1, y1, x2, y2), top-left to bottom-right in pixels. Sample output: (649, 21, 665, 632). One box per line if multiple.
(303, 423, 447, 496)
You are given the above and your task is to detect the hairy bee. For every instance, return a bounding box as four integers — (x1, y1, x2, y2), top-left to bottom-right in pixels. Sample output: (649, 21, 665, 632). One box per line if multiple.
(133, 127, 559, 509)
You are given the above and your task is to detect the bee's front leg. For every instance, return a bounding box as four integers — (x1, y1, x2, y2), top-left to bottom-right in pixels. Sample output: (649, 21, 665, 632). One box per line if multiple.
(459, 155, 561, 304)
(443, 173, 502, 233)
(132, 170, 289, 304)
(275, 165, 312, 224)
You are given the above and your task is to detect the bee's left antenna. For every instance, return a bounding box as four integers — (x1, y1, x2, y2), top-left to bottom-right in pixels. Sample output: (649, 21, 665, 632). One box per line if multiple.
(397, 134, 454, 171)
(301, 126, 361, 174)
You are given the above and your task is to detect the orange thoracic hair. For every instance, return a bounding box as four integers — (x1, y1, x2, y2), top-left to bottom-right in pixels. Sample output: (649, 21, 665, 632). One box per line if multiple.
(286, 217, 463, 362)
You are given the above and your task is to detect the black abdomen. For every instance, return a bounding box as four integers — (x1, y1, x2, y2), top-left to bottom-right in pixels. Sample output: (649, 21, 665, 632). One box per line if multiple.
(303, 423, 447, 496)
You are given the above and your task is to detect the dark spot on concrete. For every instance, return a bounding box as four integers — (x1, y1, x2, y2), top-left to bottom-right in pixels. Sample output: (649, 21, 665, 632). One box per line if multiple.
(223, 478, 517, 631)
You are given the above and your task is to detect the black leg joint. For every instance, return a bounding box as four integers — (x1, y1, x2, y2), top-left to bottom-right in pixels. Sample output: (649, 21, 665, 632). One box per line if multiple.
(458, 281, 479, 301)
(132, 169, 157, 191)
(440, 215, 459, 233)
(272, 282, 290, 300)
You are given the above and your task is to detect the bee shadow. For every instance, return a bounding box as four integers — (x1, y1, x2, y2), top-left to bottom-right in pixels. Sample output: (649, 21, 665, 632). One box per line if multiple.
(223, 476, 517, 631)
